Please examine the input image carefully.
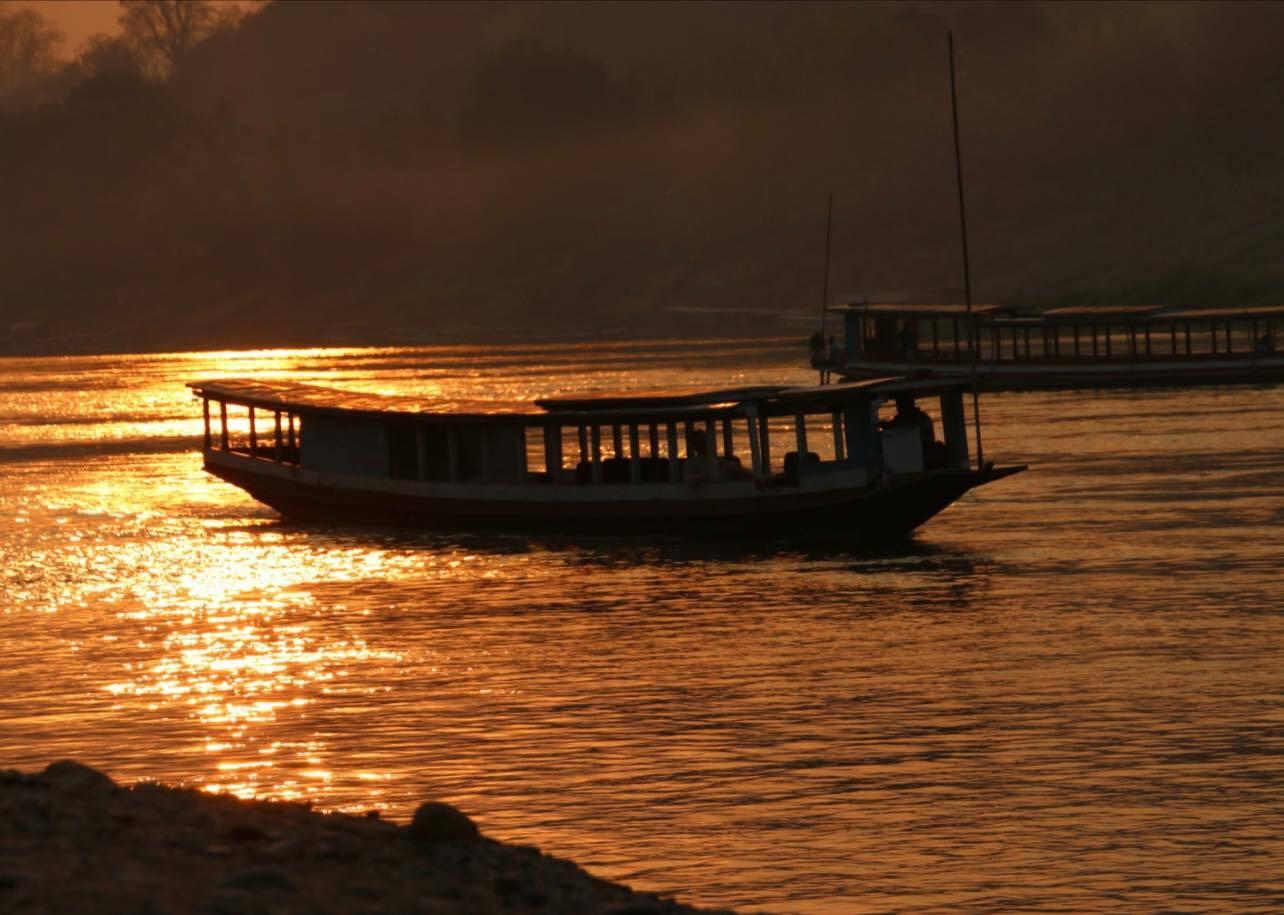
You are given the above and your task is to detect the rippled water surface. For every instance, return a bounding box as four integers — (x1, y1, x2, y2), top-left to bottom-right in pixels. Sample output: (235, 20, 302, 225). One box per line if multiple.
(2, 342, 1283, 913)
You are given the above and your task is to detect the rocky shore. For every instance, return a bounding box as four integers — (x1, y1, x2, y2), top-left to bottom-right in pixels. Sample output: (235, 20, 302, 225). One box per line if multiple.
(0, 762, 733, 915)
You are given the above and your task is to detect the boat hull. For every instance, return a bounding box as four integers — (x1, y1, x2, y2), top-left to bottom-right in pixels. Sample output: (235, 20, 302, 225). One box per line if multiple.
(205, 453, 1022, 541)
(837, 356, 1284, 391)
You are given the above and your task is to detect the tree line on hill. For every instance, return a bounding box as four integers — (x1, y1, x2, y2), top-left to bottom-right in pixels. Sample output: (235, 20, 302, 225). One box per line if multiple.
(3, 1, 1284, 354)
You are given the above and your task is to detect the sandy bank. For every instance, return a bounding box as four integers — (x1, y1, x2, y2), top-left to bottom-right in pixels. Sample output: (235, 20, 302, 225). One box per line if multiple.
(0, 762, 733, 915)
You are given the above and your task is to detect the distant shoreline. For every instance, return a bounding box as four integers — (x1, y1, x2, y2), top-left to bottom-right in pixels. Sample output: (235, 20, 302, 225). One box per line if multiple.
(0, 326, 807, 360)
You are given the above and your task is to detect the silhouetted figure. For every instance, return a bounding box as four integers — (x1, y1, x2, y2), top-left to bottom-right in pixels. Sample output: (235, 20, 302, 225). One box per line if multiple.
(882, 395, 934, 451)
(827, 335, 846, 364)
(808, 331, 826, 368)
(1256, 333, 1275, 355)
(897, 321, 918, 361)
(683, 428, 711, 486)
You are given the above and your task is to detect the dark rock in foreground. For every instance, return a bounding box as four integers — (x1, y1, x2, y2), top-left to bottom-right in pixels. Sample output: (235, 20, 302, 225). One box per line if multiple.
(0, 761, 732, 915)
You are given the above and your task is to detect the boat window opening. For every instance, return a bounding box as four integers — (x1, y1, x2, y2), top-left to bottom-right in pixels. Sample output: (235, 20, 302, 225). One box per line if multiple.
(589, 425, 603, 483)
(523, 426, 546, 480)
(559, 419, 701, 485)
(628, 425, 642, 483)
(538, 426, 562, 481)
(221, 403, 252, 455)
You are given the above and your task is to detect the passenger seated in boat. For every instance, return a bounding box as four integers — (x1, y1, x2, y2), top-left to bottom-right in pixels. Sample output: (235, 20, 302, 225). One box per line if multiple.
(882, 396, 934, 447)
(882, 396, 949, 469)
(683, 428, 712, 486)
(719, 454, 754, 482)
(1256, 333, 1275, 355)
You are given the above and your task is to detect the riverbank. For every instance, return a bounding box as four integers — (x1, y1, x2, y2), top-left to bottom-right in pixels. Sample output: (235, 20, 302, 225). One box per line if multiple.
(0, 762, 732, 915)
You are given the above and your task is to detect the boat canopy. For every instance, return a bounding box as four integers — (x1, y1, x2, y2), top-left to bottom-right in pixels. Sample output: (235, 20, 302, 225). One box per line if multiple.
(830, 302, 1009, 319)
(832, 301, 1284, 323)
(189, 376, 969, 425)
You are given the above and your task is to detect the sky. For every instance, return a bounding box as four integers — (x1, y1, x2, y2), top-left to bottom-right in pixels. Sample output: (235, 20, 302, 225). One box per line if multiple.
(12, 0, 254, 56)
(15, 0, 121, 54)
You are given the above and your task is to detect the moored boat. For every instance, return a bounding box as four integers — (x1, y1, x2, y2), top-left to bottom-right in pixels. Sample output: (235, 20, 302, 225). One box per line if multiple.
(188, 376, 1024, 540)
(823, 302, 1284, 390)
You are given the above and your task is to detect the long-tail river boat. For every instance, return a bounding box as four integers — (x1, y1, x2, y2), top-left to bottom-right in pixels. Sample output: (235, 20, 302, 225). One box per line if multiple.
(823, 302, 1284, 390)
(188, 376, 1024, 539)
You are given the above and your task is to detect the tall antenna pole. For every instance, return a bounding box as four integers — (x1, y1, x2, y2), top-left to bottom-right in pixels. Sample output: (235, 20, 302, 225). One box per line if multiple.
(949, 31, 984, 469)
(818, 191, 834, 336)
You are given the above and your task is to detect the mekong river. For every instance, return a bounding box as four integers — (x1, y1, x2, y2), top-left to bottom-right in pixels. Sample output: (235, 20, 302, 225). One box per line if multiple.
(2, 341, 1282, 913)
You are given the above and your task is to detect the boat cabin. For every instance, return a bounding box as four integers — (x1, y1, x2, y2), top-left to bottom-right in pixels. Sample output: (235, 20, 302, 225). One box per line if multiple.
(833, 302, 1284, 368)
(189, 376, 977, 494)
(825, 301, 1284, 390)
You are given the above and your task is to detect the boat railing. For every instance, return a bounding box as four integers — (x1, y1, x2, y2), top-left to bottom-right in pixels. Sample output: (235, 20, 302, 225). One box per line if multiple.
(853, 313, 1279, 367)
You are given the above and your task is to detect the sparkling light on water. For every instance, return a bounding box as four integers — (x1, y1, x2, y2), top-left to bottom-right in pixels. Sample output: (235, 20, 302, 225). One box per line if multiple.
(2, 342, 1283, 913)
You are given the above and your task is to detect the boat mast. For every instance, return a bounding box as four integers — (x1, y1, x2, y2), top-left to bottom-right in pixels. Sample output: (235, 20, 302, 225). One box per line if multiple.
(948, 31, 984, 469)
(818, 191, 834, 340)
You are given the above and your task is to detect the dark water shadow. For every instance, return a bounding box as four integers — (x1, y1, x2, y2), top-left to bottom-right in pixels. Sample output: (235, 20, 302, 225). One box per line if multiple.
(252, 517, 989, 575)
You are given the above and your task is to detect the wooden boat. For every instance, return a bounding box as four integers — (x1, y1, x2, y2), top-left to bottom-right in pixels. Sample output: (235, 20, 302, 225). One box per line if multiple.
(187, 376, 1024, 539)
(823, 302, 1284, 391)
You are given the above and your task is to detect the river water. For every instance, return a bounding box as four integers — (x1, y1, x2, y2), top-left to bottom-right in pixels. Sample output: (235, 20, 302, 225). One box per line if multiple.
(1, 341, 1282, 913)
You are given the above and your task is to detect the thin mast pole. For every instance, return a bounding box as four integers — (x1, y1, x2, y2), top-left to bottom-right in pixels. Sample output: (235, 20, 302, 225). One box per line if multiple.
(818, 191, 834, 337)
(949, 31, 984, 470)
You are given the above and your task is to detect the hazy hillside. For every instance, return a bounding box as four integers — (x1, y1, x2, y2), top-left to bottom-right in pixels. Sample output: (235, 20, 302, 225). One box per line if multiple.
(3, 0, 1284, 354)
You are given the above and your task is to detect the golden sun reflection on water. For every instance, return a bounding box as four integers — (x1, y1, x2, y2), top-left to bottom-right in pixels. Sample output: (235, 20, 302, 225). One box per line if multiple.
(5, 344, 1284, 913)
(91, 525, 416, 807)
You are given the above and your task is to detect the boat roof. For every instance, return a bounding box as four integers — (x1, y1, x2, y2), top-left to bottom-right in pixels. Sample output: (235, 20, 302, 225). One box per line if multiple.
(1042, 304, 1172, 318)
(188, 378, 527, 419)
(832, 303, 1284, 322)
(830, 302, 1008, 317)
(1164, 305, 1284, 319)
(190, 376, 968, 424)
(534, 385, 786, 411)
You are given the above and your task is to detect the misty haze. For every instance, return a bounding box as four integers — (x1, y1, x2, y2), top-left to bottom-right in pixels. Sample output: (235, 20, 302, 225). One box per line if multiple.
(3, 1, 1284, 354)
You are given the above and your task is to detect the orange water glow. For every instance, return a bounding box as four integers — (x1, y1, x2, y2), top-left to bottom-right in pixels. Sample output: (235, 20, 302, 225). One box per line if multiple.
(4, 343, 1284, 912)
